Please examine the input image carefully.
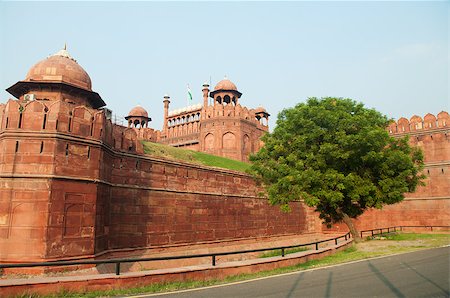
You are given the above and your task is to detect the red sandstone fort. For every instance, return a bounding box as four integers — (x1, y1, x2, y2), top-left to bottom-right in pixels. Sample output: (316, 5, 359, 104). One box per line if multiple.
(0, 48, 448, 265)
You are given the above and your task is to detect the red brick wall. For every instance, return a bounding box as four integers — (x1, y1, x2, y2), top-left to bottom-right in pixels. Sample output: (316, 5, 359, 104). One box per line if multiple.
(0, 178, 50, 262)
(325, 198, 449, 233)
(326, 112, 450, 232)
(105, 157, 313, 250)
(1, 97, 448, 264)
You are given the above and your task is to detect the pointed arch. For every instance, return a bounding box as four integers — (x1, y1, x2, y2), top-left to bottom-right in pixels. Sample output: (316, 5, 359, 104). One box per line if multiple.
(22, 100, 47, 130)
(222, 132, 236, 149)
(204, 133, 215, 151)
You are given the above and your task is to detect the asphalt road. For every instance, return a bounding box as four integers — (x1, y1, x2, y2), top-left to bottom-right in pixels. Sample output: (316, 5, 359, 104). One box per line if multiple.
(135, 246, 450, 298)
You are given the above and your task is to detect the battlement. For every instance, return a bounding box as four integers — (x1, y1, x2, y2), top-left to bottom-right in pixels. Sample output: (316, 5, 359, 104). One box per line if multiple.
(0, 99, 147, 157)
(388, 111, 449, 134)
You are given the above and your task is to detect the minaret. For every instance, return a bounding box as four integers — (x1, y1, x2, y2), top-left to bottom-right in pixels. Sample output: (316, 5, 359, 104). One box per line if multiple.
(202, 82, 210, 107)
(163, 94, 170, 134)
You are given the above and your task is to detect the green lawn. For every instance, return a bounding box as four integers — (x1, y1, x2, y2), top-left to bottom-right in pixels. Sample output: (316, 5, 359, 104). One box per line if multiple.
(142, 141, 251, 172)
(259, 246, 309, 258)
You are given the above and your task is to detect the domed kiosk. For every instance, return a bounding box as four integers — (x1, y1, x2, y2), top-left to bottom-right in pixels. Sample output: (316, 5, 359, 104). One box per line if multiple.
(125, 105, 152, 128)
(6, 46, 105, 109)
(209, 77, 242, 106)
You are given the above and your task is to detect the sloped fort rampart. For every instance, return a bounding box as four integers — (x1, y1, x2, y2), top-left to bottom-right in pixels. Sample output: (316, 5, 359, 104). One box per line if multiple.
(0, 48, 449, 264)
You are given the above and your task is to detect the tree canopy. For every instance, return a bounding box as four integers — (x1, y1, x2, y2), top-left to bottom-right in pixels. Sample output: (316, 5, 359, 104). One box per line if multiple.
(249, 97, 425, 239)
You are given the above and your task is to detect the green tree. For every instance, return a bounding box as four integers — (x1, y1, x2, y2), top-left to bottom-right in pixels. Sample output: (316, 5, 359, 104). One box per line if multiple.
(250, 97, 425, 241)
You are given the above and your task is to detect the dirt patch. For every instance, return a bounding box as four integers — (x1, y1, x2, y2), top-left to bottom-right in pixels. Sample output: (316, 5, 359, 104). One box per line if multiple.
(356, 232, 450, 253)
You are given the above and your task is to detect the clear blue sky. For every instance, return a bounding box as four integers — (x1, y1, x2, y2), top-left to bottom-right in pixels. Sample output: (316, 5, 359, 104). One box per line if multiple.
(0, 1, 448, 131)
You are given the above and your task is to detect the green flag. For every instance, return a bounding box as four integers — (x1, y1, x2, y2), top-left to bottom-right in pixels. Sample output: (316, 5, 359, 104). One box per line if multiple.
(187, 85, 193, 101)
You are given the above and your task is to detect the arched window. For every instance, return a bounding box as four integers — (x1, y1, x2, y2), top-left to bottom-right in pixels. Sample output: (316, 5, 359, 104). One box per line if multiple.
(223, 95, 231, 105)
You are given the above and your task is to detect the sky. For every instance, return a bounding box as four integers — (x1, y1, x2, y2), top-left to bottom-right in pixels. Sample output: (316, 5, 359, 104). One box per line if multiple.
(0, 1, 448, 131)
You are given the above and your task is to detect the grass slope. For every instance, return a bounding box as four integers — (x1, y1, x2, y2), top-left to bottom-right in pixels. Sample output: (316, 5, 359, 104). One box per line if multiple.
(142, 141, 251, 172)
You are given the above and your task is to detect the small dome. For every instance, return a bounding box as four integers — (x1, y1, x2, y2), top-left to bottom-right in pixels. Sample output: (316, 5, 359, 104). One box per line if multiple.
(214, 78, 238, 91)
(25, 47, 92, 91)
(254, 107, 267, 114)
(128, 105, 148, 118)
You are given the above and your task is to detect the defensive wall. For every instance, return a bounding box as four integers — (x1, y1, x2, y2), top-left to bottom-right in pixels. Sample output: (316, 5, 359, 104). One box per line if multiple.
(326, 112, 450, 232)
(1, 95, 448, 265)
(0, 98, 319, 264)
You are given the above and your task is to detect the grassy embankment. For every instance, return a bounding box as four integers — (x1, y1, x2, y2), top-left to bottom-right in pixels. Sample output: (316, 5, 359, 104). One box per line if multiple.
(141, 141, 251, 172)
(19, 232, 449, 298)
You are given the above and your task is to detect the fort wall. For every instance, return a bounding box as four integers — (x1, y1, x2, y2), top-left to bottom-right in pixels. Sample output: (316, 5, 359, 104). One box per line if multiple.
(388, 113, 449, 201)
(0, 99, 316, 263)
(105, 156, 315, 252)
(326, 112, 450, 232)
(1, 91, 449, 264)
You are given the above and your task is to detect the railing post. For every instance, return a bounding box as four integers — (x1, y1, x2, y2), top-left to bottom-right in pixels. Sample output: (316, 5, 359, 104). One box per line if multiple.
(360, 231, 363, 238)
(282, 248, 285, 257)
(387, 227, 390, 233)
(371, 230, 374, 237)
(115, 262, 121, 275)
(212, 255, 216, 266)
(315, 243, 318, 250)
(344, 234, 347, 241)
(431, 226, 433, 231)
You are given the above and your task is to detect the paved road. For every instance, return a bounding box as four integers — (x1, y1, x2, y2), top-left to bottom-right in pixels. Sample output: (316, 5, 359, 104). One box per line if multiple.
(134, 246, 449, 298)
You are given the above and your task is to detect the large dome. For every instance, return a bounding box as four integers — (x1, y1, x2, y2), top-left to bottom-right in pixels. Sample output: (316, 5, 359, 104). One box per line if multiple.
(25, 48, 92, 91)
(214, 78, 238, 91)
(127, 105, 149, 118)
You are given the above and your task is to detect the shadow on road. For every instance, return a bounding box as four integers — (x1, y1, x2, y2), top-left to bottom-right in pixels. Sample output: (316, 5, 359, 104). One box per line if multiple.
(286, 272, 304, 298)
(368, 261, 405, 298)
(401, 261, 449, 296)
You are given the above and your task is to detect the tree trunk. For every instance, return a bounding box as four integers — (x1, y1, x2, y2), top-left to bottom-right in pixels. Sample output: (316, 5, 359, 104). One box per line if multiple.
(341, 212, 362, 243)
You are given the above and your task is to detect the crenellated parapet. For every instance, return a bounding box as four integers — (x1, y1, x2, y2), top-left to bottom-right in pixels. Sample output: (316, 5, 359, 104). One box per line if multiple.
(388, 111, 449, 134)
(0, 98, 147, 175)
(386, 111, 450, 200)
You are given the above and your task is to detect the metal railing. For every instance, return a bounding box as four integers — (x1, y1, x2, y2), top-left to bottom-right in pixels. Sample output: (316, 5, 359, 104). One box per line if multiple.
(360, 225, 450, 238)
(0, 232, 351, 276)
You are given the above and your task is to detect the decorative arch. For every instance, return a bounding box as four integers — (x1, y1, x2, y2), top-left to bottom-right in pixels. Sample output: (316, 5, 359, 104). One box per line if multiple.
(222, 132, 236, 149)
(63, 203, 84, 237)
(243, 134, 251, 153)
(388, 122, 397, 133)
(22, 100, 47, 130)
(437, 111, 449, 127)
(4, 100, 22, 129)
(397, 117, 410, 132)
(423, 113, 436, 129)
(204, 133, 215, 150)
(409, 115, 423, 130)
(223, 95, 231, 105)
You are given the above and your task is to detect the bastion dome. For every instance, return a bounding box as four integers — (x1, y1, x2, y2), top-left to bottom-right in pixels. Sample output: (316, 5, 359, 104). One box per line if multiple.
(214, 78, 238, 91)
(25, 47, 92, 91)
(127, 105, 149, 118)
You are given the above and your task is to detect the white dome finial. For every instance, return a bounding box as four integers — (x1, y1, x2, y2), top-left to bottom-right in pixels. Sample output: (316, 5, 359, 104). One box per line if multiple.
(52, 44, 76, 62)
